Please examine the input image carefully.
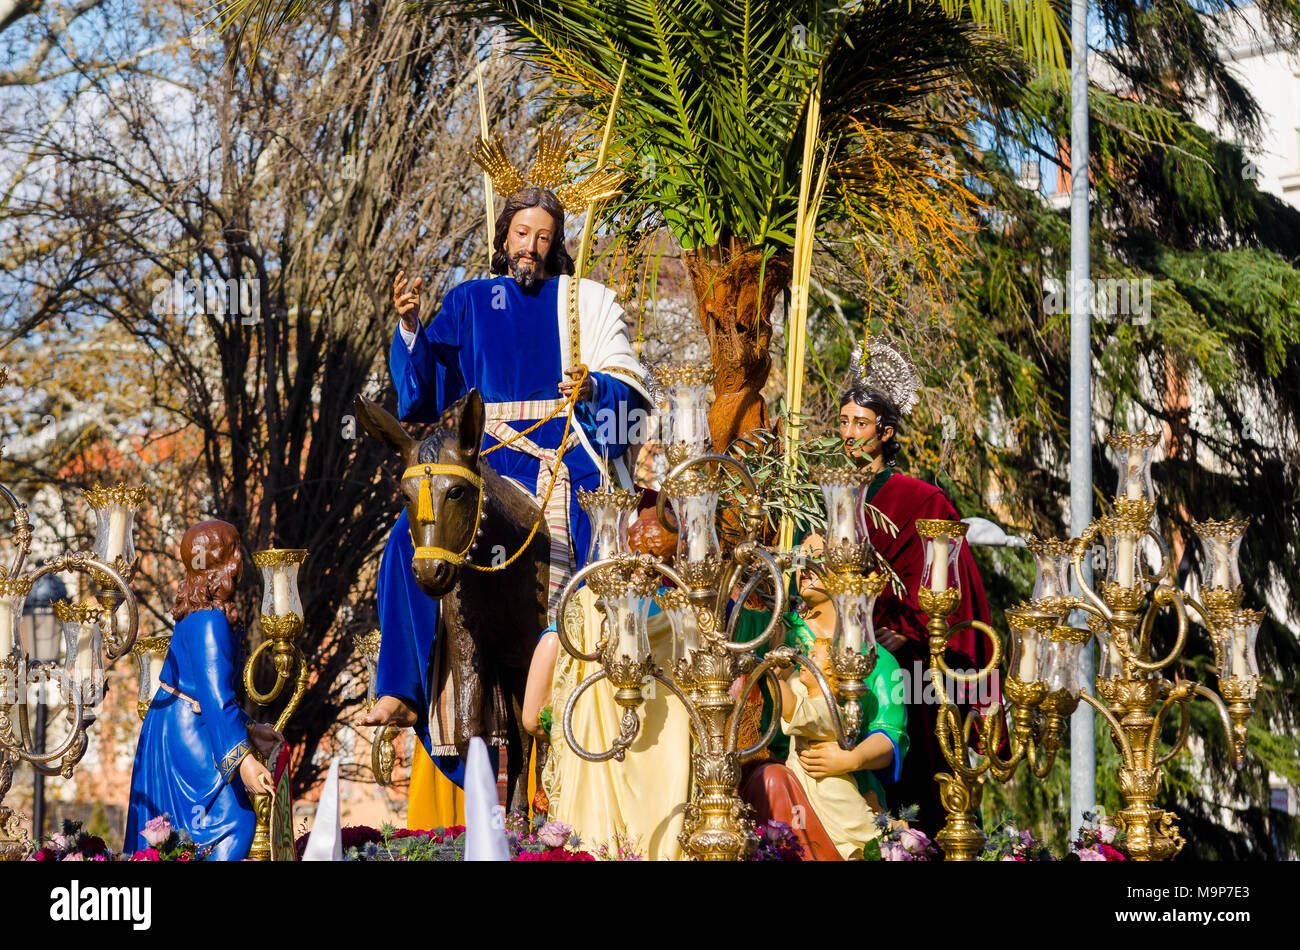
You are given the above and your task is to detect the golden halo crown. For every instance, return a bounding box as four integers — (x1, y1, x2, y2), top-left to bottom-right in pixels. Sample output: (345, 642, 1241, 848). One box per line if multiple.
(471, 126, 623, 216)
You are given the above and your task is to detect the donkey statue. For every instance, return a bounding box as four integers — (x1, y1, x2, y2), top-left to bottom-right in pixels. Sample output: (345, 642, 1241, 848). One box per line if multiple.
(355, 389, 550, 815)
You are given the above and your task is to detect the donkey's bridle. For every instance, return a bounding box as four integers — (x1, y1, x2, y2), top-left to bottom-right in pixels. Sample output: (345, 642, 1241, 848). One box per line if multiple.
(402, 463, 483, 565)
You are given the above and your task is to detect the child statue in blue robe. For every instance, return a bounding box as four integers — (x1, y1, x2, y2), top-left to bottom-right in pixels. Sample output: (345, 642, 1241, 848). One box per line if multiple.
(124, 521, 281, 860)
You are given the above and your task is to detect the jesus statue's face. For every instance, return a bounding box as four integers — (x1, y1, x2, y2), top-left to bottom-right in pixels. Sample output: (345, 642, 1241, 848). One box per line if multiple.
(505, 205, 557, 291)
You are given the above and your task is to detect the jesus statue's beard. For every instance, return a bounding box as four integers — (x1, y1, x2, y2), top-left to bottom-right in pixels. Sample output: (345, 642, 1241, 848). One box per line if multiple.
(510, 252, 545, 292)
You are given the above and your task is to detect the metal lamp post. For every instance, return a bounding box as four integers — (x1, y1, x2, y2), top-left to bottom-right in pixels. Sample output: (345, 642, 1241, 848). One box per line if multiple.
(20, 574, 66, 842)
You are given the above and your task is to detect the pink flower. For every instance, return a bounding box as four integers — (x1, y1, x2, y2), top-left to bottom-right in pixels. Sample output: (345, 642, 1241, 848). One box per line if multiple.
(881, 842, 913, 862)
(129, 848, 161, 862)
(1076, 847, 1105, 861)
(142, 815, 172, 848)
(898, 827, 933, 856)
(537, 821, 572, 849)
(1000, 854, 1019, 861)
(1098, 843, 1126, 861)
(49, 832, 73, 852)
(61, 852, 84, 861)
(1099, 822, 1117, 844)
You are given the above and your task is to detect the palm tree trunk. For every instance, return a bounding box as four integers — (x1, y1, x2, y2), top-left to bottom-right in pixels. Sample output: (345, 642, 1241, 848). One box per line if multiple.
(683, 241, 792, 451)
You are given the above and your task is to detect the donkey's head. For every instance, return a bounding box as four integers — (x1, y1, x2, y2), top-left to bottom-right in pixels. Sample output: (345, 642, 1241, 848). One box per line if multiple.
(354, 391, 487, 599)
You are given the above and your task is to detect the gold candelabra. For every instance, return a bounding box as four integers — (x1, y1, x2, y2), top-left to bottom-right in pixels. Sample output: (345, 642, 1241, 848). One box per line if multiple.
(0, 368, 144, 858)
(242, 547, 309, 861)
(552, 360, 885, 861)
(354, 628, 399, 786)
(923, 429, 1263, 861)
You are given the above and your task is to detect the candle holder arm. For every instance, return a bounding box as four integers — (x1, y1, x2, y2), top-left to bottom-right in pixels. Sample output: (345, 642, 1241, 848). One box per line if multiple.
(932, 698, 992, 782)
(723, 545, 787, 654)
(561, 668, 639, 762)
(1122, 585, 1190, 674)
(1071, 533, 1113, 622)
(1079, 691, 1135, 765)
(0, 487, 31, 579)
(724, 649, 792, 755)
(272, 645, 309, 735)
(554, 560, 620, 662)
(931, 619, 1003, 691)
(1190, 682, 1245, 769)
(8, 668, 86, 766)
(1147, 682, 1195, 767)
(244, 638, 289, 704)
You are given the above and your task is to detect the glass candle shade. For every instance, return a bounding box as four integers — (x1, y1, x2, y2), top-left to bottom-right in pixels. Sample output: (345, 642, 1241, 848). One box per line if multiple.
(84, 483, 147, 569)
(0, 575, 31, 658)
(577, 488, 639, 564)
(131, 636, 170, 715)
(1211, 608, 1265, 684)
(1106, 431, 1160, 503)
(1005, 605, 1058, 684)
(1026, 536, 1073, 607)
(658, 360, 714, 464)
(1098, 515, 1144, 591)
(1041, 626, 1090, 698)
(814, 465, 863, 547)
(824, 572, 883, 655)
(1088, 615, 1125, 682)
(254, 549, 307, 619)
(917, 519, 967, 595)
(666, 471, 722, 567)
(597, 578, 655, 661)
(55, 600, 104, 708)
(655, 588, 700, 664)
(1192, 518, 1248, 593)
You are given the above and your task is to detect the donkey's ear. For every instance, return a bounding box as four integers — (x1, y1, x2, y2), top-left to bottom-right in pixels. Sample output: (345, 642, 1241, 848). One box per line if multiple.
(354, 394, 418, 465)
(458, 389, 485, 461)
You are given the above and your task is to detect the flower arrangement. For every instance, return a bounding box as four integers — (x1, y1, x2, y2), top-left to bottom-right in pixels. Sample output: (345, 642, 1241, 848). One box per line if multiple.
(26, 817, 210, 862)
(979, 821, 1055, 862)
(27, 820, 113, 862)
(295, 816, 621, 861)
(749, 820, 804, 861)
(863, 807, 939, 861)
(1067, 811, 1126, 861)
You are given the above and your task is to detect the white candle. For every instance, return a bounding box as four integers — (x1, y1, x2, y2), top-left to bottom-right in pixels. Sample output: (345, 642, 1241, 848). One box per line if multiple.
(1231, 631, 1248, 678)
(0, 605, 12, 657)
(1116, 536, 1136, 588)
(1125, 459, 1142, 500)
(273, 569, 291, 615)
(1019, 637, 1038, 681)
(1211, 539, 1230, 589)
(148, 651, 165, 697)
(930, 537, 950, 592)
(74, 619, 97, 697)
(106, 508, 128, 562)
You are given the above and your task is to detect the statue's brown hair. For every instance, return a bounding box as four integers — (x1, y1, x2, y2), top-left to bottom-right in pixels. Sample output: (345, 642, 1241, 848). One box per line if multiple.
(172, 520, 242, 626)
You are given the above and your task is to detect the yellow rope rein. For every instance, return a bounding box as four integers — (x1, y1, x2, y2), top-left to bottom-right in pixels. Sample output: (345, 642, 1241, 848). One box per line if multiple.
(405, 365, 589, 573)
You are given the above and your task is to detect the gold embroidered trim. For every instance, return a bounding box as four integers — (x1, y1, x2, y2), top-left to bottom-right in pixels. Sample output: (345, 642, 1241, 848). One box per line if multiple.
(219, 738, 251, 784)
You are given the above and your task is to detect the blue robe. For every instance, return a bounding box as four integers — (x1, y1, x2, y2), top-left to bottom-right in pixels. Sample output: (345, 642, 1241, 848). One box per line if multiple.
(377, 275, 645, 784)
(124, 609, 255, 860)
